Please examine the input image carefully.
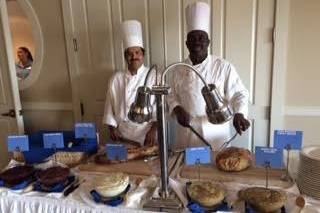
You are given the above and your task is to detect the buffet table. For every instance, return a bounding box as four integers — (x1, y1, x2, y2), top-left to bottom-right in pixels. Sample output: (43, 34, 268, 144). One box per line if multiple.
(1, 154, 320, 213)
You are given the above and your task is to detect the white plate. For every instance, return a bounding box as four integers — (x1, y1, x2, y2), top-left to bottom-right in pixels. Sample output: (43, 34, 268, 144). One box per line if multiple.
(301, 146, 320, 161)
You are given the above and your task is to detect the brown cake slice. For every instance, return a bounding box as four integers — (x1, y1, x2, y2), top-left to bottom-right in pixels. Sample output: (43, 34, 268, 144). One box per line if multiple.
(0, 165, 34, 186)
(37, 166, 70, 187)
(215, 147, 252, 172)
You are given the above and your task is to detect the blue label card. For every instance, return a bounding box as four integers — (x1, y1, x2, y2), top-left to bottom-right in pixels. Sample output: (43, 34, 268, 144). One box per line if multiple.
(185, 146, 212, 166)
(106, 144, 127, 161)
(274, 130, 303, 150)
(7, 135, 29, 152)
(255, 146, 283, 169)
(75, 123, 96, 139)
(43, 133, 64, 149)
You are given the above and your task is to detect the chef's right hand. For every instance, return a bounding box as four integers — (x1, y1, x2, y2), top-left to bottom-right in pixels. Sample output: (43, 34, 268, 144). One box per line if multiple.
(173, 105, 191, 127)
(108, 125, 122, 141)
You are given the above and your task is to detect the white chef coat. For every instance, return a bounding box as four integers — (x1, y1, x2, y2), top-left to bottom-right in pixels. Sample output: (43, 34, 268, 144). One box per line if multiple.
(103, 65, 157, 144)
(167, 55, 249, 151)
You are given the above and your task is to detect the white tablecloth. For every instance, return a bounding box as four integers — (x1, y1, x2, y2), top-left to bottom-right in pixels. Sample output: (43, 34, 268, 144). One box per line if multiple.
(1, 168, 320, 213)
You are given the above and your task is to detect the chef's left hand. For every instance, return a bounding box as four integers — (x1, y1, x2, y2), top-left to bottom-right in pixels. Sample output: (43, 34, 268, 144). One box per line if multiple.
(144, 122, 157, 146)
(233, 113, 250, 135)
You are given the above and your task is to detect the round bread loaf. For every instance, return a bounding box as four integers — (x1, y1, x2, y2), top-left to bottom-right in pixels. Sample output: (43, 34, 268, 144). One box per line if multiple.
(94, 173, 129, 198)
(186, 181, 225, 208)
(215, 147, 252, 172)
(37, 166, 70, 187)
(0, 165, 34, 186)
(238, 187, 287, 213)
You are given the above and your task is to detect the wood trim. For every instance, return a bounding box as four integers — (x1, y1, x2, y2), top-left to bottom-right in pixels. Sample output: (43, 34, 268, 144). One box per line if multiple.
(22, 102, 73, 111)
(269, 0, 290, 146)
(61, 0, 81, 121)
(284, 106, 320, 117)
(0, 0, 24, 133)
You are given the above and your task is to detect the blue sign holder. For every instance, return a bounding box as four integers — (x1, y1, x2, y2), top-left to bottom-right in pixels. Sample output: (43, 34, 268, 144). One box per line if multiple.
(106, 144, 127, 161)
(7, 135, 29, 152)
(75, 123, 96, 143)
(274, 130, 303, 182)
(185, 146, 212, 180)
(255, 146, 284, 188)
(43, 133, 64, 163)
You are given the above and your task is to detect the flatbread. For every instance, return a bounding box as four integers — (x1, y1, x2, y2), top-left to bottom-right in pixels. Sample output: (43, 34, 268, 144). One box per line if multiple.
(216, 147, 252, 172)
(238, 187, 287, 212)
(186, 181, 225, 207)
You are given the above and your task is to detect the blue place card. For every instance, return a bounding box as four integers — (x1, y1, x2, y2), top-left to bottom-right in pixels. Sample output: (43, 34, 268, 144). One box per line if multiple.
(185, 146, 212, 166)
(106, 144, 127, 161)
(7, 135, 29, 152)
(43, 133, 64, 149)
(255, 146, 283, 169)
(75, 123, 96, 139)
(274, 130, 303, 150)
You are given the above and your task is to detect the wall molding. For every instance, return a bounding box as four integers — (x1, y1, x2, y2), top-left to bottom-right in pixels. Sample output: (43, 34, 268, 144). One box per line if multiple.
(22, 102, 73, 111)
(285, 106, 320, 116)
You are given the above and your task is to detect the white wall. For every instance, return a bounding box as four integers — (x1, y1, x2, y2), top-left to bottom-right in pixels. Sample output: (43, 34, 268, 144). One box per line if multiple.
(284, 0, 320, 145)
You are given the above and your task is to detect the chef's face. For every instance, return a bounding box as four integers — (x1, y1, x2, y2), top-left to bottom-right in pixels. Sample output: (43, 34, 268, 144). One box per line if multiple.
(125, 46, 145, 73)
(186, 30, 210, 56)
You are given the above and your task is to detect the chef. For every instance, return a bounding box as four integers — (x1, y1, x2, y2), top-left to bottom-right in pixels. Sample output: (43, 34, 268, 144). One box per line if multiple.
(103, 20, 157, 146)
(167, 2, 250, 150)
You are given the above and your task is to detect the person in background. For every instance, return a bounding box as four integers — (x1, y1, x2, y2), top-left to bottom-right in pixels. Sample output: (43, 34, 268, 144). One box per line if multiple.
(15, 46, 33, 80)
(103, 20, 157, 146)
(167, 2, 250, 151)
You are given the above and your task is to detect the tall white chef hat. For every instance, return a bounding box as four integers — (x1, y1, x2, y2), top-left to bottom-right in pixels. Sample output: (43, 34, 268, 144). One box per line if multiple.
(121, 20, 144, 49)
(185, 1, 210, 34)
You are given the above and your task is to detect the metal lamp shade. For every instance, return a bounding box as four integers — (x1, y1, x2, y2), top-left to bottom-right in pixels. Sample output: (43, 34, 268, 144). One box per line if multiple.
(201, 84, 233, 124)
(128, 86, 153, 123)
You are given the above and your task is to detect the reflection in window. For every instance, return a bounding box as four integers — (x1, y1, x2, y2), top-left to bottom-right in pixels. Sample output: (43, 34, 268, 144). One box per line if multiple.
(7, 0, 35, 81)
(15, 46, 33, 80)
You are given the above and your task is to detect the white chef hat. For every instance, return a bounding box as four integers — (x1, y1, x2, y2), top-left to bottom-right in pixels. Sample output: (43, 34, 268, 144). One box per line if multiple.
(121, 20, 144, 49)
(185, 1, 210, 34)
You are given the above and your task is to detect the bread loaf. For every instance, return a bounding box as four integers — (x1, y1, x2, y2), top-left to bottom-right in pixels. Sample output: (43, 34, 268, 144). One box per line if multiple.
(238, 187, 287, 212)
(187, 181, 225, 208)
(215, 147, 252, 172)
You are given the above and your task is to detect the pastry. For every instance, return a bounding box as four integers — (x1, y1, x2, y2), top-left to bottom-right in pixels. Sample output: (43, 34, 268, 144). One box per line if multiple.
(238, 187, 287, 212)
(0, 165, 34, 186)
(216, 147, 252, 172)
(127, 145, 158, 160)
(93, 173, 129, 197)
(186, 181, 225, 207)
(50, 151, 87, 167)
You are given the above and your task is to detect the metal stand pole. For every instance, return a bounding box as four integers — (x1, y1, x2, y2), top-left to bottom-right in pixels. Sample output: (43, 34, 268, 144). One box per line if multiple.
(156, 93, 169, 198)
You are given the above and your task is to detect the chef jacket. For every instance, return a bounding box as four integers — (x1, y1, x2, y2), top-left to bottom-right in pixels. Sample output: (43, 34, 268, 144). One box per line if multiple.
(167, 55, 249, 150)
(103, 65, 157, 145)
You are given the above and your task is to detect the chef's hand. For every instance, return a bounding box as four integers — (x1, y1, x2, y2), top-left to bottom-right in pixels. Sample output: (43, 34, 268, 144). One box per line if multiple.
(144, 122, 157, 146)
(173, 105, 191, 127)
(233, 113, 250, 135)
(108, 125, 122, 141)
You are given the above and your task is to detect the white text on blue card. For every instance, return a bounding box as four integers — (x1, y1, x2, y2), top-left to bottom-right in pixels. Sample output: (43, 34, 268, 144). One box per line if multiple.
(185, 146, 212, 166)
(75, 123, 96, 139)
(43, 133, 64, 149)
(255, 146, 283, 169)
(7, 135, 29, 152)
(274, 130, 303, 150)
(106, 144, 127, 161)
